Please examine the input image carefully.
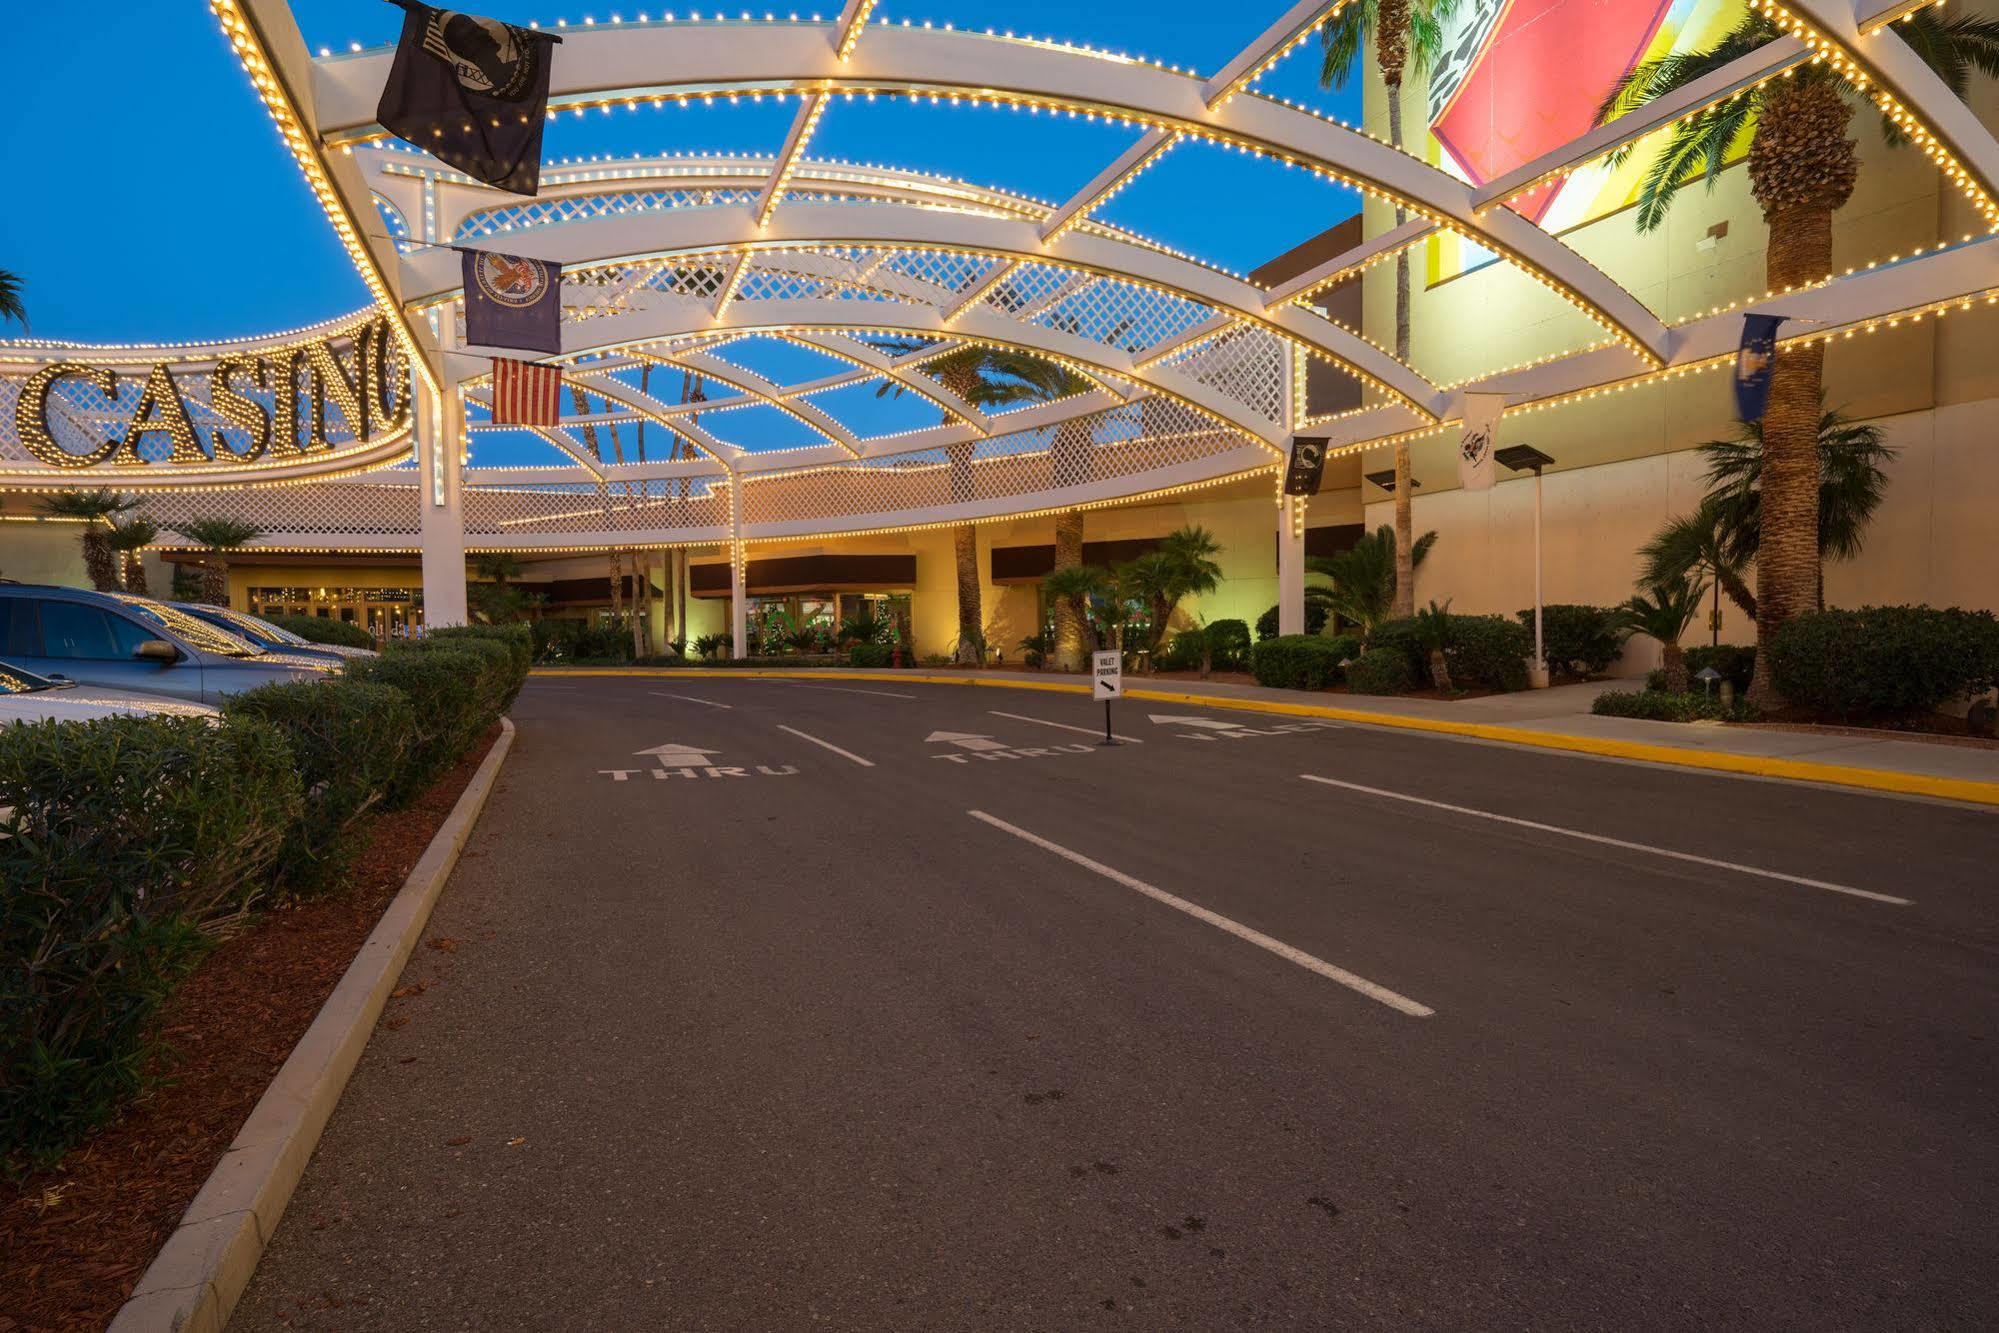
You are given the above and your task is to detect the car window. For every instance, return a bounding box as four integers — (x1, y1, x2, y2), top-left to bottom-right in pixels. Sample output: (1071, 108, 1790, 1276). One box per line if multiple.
(38, 601, 125, 660)
(0, 600, 39, 657)
(102, 611, 158, 657)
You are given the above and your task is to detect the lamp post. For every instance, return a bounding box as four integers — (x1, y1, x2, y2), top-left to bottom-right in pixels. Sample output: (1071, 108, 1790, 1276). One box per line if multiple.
(1495, 445, 1555, 689)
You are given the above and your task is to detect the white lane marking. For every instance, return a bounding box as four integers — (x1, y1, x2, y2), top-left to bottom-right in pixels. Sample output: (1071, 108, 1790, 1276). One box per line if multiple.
(649, 692, 732, 709)
(777, 724, 876, 767)
(1298, 774, 1910, 907)
(968, 810, 1434, 1018)
(988, 710, 1143, 743)
(1148, 713, 1245, 730)
(774, 681, 918, 700)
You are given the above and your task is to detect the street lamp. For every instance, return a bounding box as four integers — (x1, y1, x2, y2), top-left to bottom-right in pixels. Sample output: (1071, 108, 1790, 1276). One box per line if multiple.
(1495, 445, 1556, 689)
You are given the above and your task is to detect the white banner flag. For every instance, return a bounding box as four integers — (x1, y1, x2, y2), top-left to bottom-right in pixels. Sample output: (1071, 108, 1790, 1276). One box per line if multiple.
(1457, 393, 1505, 492)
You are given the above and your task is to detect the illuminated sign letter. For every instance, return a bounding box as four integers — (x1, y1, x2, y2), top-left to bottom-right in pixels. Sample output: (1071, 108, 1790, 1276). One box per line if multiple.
(115, 364, 209, 464)
(15, 363, 120, 468)
(209, 356, 272, 460)
(305, 338, 370, 448)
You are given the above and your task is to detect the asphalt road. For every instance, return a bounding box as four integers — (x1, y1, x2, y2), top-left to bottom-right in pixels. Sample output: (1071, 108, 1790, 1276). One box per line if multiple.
(234, 676, 1999, 1330)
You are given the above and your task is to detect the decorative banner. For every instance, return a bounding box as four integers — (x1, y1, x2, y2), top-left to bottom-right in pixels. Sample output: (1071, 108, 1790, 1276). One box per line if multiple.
(1733, 313, 1786, 423)
(1457, 393, 1504, 492)
(461, 249, 563, 354)
(376, 2, 562, 196)
(1283, 435, 1328, 496)
(491, 357, 563, 426)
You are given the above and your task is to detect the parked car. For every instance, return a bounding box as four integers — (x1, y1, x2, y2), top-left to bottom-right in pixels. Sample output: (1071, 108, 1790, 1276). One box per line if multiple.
(0, 659, 222, 724)
(0, 585, 338, 704)
(172, 602, 378, 663)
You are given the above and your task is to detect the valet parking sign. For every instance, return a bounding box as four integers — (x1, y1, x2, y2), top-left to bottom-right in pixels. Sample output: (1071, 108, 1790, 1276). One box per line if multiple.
(1093, 650, 1122, 701)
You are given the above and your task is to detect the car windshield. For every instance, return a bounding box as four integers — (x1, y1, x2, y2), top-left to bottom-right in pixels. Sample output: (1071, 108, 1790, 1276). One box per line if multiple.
(0, 661, 60, 694)
(216, 607, 311, 647)
(109, 595, 264, 657)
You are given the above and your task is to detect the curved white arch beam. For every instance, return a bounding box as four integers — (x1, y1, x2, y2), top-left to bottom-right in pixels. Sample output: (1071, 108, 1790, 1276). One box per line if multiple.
(314, 23, 1669, 362)
(779, 333, 996, 434)
(543, 370, 743, 471)
(633, 348, 863, 455)
(398, 202, 1445, 417)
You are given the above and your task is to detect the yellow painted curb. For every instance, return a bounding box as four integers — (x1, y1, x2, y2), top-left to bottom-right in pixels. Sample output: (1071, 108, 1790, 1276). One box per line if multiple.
(530, 668, 1999, 808)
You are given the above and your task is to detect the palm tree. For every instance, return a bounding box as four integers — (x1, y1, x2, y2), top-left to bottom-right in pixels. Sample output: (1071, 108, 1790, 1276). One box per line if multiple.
(107, 516, 160, 597)
(36, 488, 138, 591)
(1413, 598, 1455, 691)
(1118, 525, 1226, 664)
(178, 517, 263, 607)
(1319, 0, 1462, 619)
(1616, 576, 1709, 694)
(1041, 563, 1114, 659)
(1599, 8, 1999, 705)
(1306, 523, 1436, 640)
(874, 341, 1092, 662)
(0, 267, 24, 330)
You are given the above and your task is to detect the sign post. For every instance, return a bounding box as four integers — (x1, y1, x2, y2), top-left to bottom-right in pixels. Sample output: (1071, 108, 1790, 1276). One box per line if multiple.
(1092, 649, 1123, 745)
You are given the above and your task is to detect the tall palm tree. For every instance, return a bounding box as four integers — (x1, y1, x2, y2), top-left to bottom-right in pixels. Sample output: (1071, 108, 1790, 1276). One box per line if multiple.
(178, 517, 263, 607)
(1599, 8, 1999, 705)
(874, 341, 1092, 663)
(1638, 497, 1749, 646)
(1320, 0, 1462, 619)
(107, 516, 160, 597)
(1306, 523, 1436, 640)
(0, 268, 25, 330)
(36, 488, 137, 592)
(1041, 563, 1114, 658)
(1119, 525, 1226, 662)
(1615, 576, 1709, 694)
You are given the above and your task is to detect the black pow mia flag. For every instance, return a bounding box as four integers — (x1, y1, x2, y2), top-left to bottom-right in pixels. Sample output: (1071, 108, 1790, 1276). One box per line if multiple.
(1283, 435, 1328, 496)
(376, 1, 561, 196)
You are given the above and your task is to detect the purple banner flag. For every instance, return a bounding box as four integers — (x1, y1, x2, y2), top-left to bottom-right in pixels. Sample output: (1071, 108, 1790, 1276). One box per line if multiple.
(461, 249, 562, 355)
(1733, 314, 1785, 423)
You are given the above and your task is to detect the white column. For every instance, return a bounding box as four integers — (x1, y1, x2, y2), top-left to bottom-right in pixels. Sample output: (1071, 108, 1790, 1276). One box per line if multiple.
(1277, 492, 1307, 636)
(415, 371, 468, 629)
(728, 483, 748, 659)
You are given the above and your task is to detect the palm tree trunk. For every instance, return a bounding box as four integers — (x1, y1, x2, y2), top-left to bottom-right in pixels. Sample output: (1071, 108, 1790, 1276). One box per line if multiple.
(1663, 641, 1689, 695)
(123, 551, 150, 597)
(81, 530, 119, 593)
(200, 557, 228, 607)
(1052, 511, 1085, 670)
(952, 522, 982, 664)
(1380, 37, 1417, 621)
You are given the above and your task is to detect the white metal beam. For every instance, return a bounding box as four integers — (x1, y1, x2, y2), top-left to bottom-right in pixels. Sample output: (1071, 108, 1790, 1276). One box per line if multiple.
(1039, 130, 1179, 242)
(636, 347, 863, 455)
(1262, 217, 1436, 310)
(1202, 0, 1353, 108)
(754, 92, 829, 228)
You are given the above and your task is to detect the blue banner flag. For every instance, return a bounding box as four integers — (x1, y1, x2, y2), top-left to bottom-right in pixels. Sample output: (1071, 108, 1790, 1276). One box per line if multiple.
(461, 249, 562, 355)
(1733, 313, 1785, 423)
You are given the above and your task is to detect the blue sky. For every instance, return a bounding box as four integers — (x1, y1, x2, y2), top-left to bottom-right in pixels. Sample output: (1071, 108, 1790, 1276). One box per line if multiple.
(0, 0, 1364, 344)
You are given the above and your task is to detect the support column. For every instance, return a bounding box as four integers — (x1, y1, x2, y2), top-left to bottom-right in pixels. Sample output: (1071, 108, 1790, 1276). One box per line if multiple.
(416, 371, 468, 629)
(728, 483, 747, 659)
(1277, 493, 1307, 636)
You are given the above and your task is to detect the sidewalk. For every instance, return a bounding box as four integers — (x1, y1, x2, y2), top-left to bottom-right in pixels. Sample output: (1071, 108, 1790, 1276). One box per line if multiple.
(535, 666, 1999, 804)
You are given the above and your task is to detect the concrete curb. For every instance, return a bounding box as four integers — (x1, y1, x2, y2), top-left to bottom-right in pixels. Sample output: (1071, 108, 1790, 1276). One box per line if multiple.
(533, 668, 1999, 808)
(107, 717, 517, 1333)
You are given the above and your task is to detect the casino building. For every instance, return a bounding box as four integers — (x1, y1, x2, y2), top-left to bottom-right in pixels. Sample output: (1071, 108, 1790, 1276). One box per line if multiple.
(3, 0, 1996, 667)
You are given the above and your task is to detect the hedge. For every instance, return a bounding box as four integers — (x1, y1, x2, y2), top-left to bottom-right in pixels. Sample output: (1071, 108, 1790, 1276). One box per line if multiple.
(1203, 619, 1252, 672)
(1, 715, 301, 1168)
(1518, 604, 1620, 678)
(262, 613, 377, 650)
(1591, 687, 1752, 723)
(1372, 613, 1531, 692)
(427, 623, 533, 708)
(1346, 646, 1413, 695)
(1255, 602, 1329, 641)
(849, 643, 893, 668)
(1250, 635, 1350, 690)
(225, 680, 416, 895)
(346, 647, 491, 803)
(1768, 606, 1999, 719)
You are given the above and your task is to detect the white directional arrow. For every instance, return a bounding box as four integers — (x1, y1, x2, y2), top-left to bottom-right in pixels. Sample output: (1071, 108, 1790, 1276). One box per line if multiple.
(635, 742, 725, 767)
(925, 730, 1010, 752)
(1147, 714, 1249, 730)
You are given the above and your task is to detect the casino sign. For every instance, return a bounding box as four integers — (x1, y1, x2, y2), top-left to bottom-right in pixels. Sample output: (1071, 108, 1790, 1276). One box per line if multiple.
(3, 313, 413, 477)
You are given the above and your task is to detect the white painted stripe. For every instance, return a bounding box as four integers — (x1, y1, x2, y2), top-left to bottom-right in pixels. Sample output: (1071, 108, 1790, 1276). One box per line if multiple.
(775, 681, 919, 699)
(778, 724, 876, 767)
(1298, 774, 1911, 906)
(988, 709, 1143, 743)
(968, 810, 1434, 1018)
(649, 692, 732, 709)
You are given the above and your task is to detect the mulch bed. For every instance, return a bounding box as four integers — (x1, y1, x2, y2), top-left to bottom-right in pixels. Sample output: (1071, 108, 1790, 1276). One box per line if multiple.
(0, 724, 501, 1333)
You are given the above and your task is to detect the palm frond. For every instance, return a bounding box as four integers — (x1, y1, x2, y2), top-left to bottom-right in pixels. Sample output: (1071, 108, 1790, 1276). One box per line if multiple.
(1317, 3, 1373, 89)
(0, 269, 24, 331)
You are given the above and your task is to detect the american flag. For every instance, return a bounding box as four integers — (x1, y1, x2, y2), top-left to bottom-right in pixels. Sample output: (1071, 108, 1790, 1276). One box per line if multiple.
(491, 357, 563, 427)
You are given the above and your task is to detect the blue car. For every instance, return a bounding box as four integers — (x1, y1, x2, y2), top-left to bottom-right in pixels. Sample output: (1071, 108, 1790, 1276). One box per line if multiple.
(0, 585, 339, 705)
(172, 602, 378, 666)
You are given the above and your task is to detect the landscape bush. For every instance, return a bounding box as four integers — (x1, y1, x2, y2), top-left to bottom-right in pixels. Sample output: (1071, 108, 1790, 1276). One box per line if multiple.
(347, 647, 490, 803)
(1768, 605, 1999, 719)
(1255, 602, 1329, 641)
(1153, 627, 1204, 672)
(848, 643, 893, 668)
(1250, 635, 1348, 690)
(1372, 613, 1531, 692)
(428, 623, 532, 707)
(1591, 687, 1753, 723)
(1345, 646, 1413, 695)
(1519, 604, 1620, 678)
(225, 680, 416, 895)
(1687, 644, 1756, 693)
(0, 715, 301, 1168)
(1203, 619, 1252, 672)
(262, 613, 377, 650)
(394, 638, 513, 748)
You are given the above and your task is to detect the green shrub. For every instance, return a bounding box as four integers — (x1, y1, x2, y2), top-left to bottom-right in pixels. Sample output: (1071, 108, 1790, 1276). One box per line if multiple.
(225, 681, 416, 896)
(1250, 635, 1347, 690)
(849, 643, 892, 668)
(1591, 687, 1752, 723)
(0, 715, 301, 1168)
(1153, 627, 1204, 672)
(263, 613, 377, 650)
(1519, 604, 1620, 678)
(1204, 619, 1252, 671)
(1686, 644, 1756, 693)
(397, 637, 513, 734)
(1768, 606, 1999, 719)
(347, 648, 489, 803)
(692, 632, 730, 660)
(1373, 613, 1530, 691)
(1255, 602, 1329, 641)
(1346, 646, 1413, 695)
(428, 623, 532, 707)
